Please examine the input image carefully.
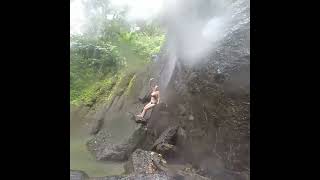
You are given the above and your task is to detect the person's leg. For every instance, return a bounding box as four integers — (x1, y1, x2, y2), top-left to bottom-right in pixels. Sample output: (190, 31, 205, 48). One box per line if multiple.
(141, 103, 156, 117)
(138, 103, 156, 117)
(137, 102, 151, 117)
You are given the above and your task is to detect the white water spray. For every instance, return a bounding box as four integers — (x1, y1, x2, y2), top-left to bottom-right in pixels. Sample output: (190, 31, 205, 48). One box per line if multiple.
(159, 0, 250, 90)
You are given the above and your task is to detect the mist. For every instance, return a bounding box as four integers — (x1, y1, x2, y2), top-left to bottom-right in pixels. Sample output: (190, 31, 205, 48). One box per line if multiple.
(161, 0, 249, 65)
(157, 0, 249, 90)
(109, 0, 164, 22)
(70, 0, 249, 89)
(70, 0, 165, 35)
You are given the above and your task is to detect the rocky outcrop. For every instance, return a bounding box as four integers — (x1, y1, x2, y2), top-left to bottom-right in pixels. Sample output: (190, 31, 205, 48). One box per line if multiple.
(77, 173, 171, 180)
(87, 124, 147, 161)
(71, 150, 210, 180)
(90, 173, 172, 180)
(123, 149, 210, 180)
(130, 108, 153, 124)
(90, 175, 127, 180)
(124, 149, 168, 174)
(70, 170, 89, 180)
(151, 125, 179, 155)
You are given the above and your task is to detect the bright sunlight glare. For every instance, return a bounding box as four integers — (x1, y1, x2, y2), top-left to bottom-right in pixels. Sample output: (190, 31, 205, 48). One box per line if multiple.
(70, 0, 164, 35)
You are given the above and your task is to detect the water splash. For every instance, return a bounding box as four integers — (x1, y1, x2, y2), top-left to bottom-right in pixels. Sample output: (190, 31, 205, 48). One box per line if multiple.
(159, 0, 250, 90)
(159, 51, 177, 91)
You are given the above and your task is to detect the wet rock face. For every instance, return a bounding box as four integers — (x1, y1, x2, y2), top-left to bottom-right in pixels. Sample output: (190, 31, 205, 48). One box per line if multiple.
(154, 1, 250, 177)
(168, 55, 250, 176)
(86, 124, 147, 161)
(177, 54, 249, 166)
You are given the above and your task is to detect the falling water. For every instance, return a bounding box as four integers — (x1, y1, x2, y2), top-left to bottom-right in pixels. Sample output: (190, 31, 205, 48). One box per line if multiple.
(159, 0, 250, 90)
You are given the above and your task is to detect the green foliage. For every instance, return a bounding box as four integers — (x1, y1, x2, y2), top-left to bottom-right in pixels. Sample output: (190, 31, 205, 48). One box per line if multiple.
(70, 36, 124, 104)
(70, 0, 164, 106)
(119, 30, 165, 60)
(71, 76, 117, 106)
(106, 72, 135, 102)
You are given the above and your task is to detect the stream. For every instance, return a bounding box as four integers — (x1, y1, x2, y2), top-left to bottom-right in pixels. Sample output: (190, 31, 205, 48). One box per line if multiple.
(70, 106, 136, 177)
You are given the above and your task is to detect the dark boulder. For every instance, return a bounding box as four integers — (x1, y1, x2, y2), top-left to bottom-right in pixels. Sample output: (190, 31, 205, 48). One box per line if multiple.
(151, 126, 179, 155)
(124, 149, 168, 174)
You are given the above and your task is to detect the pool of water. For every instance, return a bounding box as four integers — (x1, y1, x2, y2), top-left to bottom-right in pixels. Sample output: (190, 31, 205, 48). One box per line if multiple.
(70, 106, 137, 177)
(70, 136, 125, 177)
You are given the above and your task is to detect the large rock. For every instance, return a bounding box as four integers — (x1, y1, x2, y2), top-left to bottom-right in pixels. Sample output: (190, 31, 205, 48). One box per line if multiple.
(151, 125, 179, 155)
(87, 124, 147, 161)
(90, 175, 127, 180)
(70, 170, 89, 180)
(94, 173, 171, 180)
(123, 149, 209, 180)
(78, 149, 210, 180)
(124, 149, 168, 174)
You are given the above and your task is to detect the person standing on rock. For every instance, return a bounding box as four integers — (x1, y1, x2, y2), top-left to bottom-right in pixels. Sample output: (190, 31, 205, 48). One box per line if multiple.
(136, 78, 160, 118)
